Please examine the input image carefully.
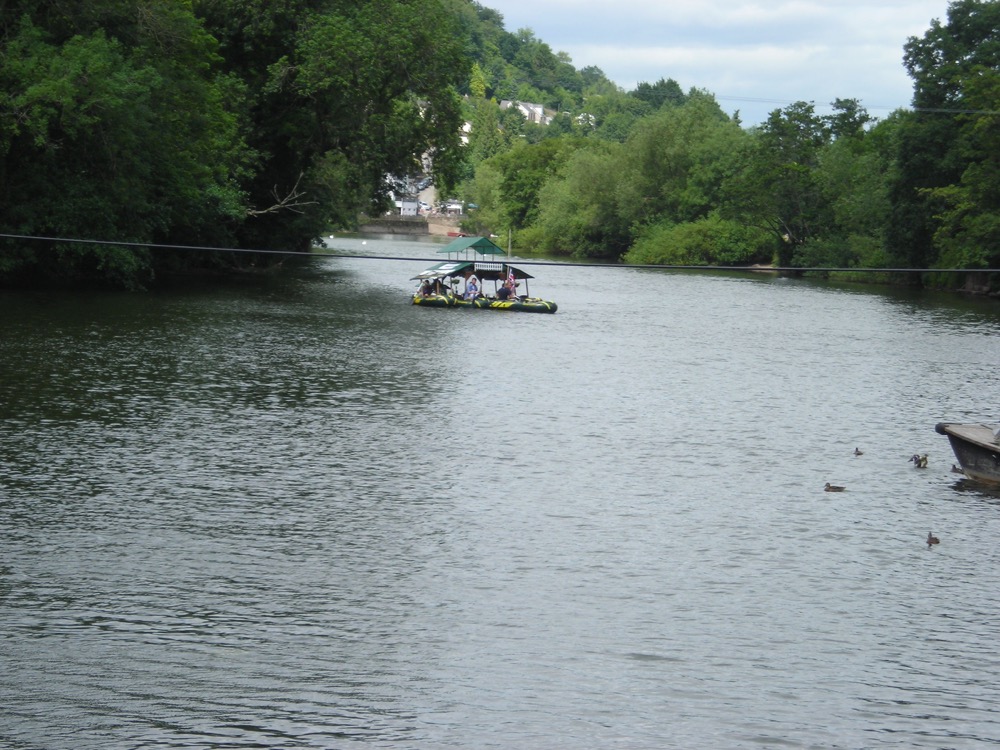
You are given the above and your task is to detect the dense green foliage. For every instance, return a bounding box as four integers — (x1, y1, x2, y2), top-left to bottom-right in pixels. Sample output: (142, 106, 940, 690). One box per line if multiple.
(2, 0, 1000, 289)
(1, 0, 467, 286)
(887, 0, 1000, 275)
(0, 2, 249, 285)
(458, 0, 1000, 292)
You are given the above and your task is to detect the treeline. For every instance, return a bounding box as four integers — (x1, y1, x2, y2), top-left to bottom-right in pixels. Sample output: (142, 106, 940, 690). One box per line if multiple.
(0, 0, 470, 287)
(458, 0, 1000, 290)
(2, 0, 999, 289)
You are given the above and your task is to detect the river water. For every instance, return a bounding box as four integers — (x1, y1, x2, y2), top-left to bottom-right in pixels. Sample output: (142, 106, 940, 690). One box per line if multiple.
(2, 235, 1000, 749)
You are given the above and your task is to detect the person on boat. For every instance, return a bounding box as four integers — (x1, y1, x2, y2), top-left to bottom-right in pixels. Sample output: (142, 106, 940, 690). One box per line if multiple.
(496, 280, 516, 300)
(464, 275, 479, 300)
(419, 279, 433, 297)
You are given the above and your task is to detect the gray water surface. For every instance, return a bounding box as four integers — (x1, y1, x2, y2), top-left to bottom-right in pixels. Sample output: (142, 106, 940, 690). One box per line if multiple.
(2, 236, 1000, 749)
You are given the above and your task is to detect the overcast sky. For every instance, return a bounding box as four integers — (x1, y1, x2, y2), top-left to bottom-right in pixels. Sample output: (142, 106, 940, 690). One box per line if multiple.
(483, 0, 952, 125)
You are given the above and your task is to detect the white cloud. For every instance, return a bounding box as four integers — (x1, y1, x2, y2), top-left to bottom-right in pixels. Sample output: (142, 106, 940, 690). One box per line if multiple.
(484, 0, 951, 124)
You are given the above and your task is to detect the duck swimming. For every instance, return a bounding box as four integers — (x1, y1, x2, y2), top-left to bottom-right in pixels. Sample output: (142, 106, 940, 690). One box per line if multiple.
(854, 447, 864, 456)
(927, 532, 940, 547)
(910, 454, 928, 469)
(824, 483, 845, 492)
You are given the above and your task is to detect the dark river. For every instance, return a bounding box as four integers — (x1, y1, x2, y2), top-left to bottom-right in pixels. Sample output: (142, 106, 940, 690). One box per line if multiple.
(3, 235, 1000, 749)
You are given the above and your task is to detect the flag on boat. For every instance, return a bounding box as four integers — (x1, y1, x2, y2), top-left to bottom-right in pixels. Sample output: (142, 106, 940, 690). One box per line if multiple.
(506, 266, 516, 292)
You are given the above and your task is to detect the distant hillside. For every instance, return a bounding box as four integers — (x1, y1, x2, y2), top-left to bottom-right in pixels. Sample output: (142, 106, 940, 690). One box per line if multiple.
(446, 0, 617, 111)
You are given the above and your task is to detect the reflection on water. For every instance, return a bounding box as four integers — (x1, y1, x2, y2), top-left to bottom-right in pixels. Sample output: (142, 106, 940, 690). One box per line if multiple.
(2, 236, 1000, 748)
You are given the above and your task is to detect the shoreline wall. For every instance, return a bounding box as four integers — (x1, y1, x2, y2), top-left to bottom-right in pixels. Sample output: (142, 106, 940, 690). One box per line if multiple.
(357, 216, 461, 236)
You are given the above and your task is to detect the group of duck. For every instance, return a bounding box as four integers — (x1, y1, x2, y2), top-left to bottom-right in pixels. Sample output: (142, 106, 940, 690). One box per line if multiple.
(824, 447, 930, 492)
(823, 447, 942, 549)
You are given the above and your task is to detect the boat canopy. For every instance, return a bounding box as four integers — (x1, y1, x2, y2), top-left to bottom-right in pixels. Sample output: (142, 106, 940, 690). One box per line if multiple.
(410, 260, 534, 281)
(411, 261, 473, 280)
(437, 236, 506, 257)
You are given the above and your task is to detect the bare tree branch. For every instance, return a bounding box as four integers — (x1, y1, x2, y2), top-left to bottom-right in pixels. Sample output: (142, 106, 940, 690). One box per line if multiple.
(246, 172, 318, 217)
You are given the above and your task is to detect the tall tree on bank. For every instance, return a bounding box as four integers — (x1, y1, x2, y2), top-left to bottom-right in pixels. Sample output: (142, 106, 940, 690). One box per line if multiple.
(720, 102, 830, 266)
(531, 140, 628, 259)
(887, 0, 1000, 273)
(194, 0, 467, 252)
(927, 67, 1000, 270)
(0, 0, 468, 286)
(616, 93, 739, 231)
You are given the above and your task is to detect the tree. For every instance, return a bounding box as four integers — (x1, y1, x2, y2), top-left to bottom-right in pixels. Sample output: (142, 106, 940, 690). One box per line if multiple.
(925, 66, 1000, 270)
(532, 141, 628, 258)
(824, 98, 873, 139)
(630, 78, 686, 109)
(195, 0, 468, 251)
(580, 90, 652, 142)
(468, 98, 507, 164)
(509, 28, 575, 104)
(465, 158, 506, 235)
(624, 214, 773, 266)
(487, 138, 580, 232)
(887, 0, 1000, 271)
(0, 3, 249, 286)
(470, 61, 488, 99)
(616, 94, 742, 231)
(800, 124, 893, 270)
(498, 102, 527, 140)
(784, 100, 893, 271)
(721, 102, 830, 266)
(1, 0, 471, 287)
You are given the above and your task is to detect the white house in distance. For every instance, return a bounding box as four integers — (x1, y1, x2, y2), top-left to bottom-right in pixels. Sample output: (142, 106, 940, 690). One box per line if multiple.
(499, 100, 552, 125)
(457, 100, 553, 145)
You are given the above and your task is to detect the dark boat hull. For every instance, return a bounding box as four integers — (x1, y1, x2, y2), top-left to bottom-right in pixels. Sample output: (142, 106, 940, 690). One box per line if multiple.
(936, 422, 1000, 484)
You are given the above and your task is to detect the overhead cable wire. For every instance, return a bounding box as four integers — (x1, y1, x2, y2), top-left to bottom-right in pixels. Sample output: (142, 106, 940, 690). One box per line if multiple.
(0, 232, 996, 274)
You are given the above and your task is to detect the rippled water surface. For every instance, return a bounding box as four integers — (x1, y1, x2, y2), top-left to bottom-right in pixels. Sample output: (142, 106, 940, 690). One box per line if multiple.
(3, 236, 1000, 749)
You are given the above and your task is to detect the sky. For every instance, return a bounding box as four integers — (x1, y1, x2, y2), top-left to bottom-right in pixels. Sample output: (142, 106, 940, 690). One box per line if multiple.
(483, 0, 953, 126)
